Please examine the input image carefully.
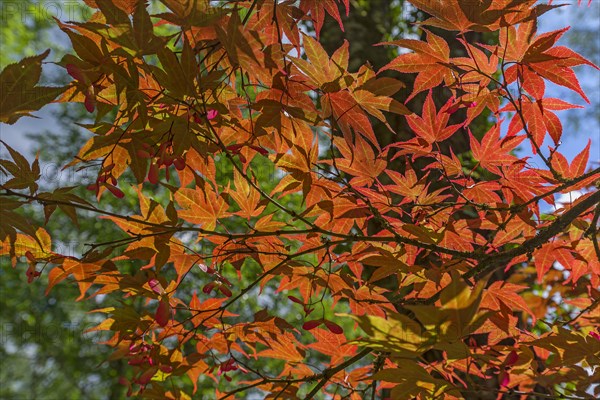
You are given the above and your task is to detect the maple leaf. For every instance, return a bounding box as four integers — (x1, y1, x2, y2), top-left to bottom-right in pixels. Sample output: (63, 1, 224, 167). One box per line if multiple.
(405, 90, 464, 144)
(453, 38, 499, 90)
(83, 0, 139, 14)
(229, 170, 265, 219)
(408, 0, 544, 32)
(380, 30, 452, 101)
(500, 23, 599, 103)
(175, 187, 230, 231)
(46, 259, 104, 300)
(299, 0, 349, 38)
(291, 35, 350, 90)
(530, 61, 592, 103)
(309, 328, 356, 364)
(0, 50, 66, 124)
(352, 88, 411, 121)
(257, 332, 305, 362)
(551, 140, 591, 180)
(331, 135, 386, 187)
(385, 168, 425, 205)
(325, 89, 379, 148)
(481, 281, 535, 323)
(501, 96, 587, 149)
(469, 124, 525, 174)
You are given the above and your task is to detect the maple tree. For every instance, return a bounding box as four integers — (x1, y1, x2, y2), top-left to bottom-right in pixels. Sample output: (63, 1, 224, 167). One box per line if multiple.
(1, 0, 599, 399)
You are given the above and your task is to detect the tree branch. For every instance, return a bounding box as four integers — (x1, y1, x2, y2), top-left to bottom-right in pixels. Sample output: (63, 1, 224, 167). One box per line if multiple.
(465, 189, 600, 280)
(218, 347, 373, 400)
(303, 348, 373, 399)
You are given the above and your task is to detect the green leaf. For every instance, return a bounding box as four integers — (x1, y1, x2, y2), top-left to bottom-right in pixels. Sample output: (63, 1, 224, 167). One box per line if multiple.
(341, 312, 434, 356)
(133, 0, 162, 54)
(373, 365, 459, 399)
(96, 0, 131, 26)
(0, 50, 66, 124)
(157, 46, 189, 96)
(60, 27, 105, 64)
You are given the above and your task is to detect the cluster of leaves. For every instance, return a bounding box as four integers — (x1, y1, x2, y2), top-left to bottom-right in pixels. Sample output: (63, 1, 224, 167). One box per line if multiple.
(1, 0, 599, 399)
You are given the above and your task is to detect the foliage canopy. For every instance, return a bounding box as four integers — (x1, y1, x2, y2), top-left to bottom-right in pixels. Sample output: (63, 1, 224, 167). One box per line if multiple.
(1, 0, 599, 399)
